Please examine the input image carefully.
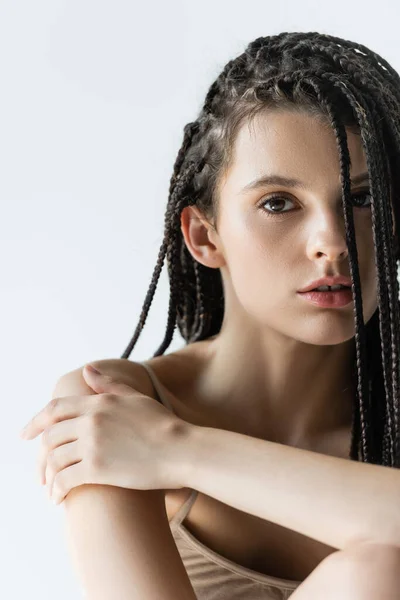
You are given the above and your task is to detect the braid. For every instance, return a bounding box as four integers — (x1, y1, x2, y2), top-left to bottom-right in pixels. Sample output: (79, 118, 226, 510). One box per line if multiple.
(299, 74, 371, 463)
(120, 160, 201, 359)
(152, 172, 194, 357)
(330, 74, 400, 465)
(120, 31, 400, 468)
(305, 69, 399, 465)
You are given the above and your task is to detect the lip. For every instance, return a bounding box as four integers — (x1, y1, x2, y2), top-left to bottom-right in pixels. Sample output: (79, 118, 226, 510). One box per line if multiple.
(298, 275, 352, 293)
(297, 288, 353, 308)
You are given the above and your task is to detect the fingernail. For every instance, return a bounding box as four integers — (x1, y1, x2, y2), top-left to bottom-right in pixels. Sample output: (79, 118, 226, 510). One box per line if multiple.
(86, 364, 101, 374)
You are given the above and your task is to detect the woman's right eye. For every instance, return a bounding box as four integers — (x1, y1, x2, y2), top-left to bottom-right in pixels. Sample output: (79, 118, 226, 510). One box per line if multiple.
(258, 195, 295, 216)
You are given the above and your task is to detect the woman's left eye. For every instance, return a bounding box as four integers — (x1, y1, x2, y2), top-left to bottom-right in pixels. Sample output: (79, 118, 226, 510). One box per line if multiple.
(351, 191, 373, 208)
(257, 190, 372, 217)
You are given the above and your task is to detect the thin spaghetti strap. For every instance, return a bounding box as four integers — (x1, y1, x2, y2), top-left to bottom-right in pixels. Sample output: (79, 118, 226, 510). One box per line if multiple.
(169, 489, 199, 529)
(140, 361, 175, 413)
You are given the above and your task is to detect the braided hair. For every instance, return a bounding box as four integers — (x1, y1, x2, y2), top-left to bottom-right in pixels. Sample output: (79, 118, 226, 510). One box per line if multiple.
(120, 31, 400, 468)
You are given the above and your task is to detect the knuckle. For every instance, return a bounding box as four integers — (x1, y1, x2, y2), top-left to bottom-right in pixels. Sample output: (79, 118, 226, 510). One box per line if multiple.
(100, 392, 117, 405)
(93, 393, 105, 404)
(47, 449, 56, 464)
(42, 427, 52, 446)
(45, 463, 54, 480)
(91, 393, 113, 409)
(90, 410, 106, 428)
(53, 474, 63, 495)
(49, 397, 59, 412)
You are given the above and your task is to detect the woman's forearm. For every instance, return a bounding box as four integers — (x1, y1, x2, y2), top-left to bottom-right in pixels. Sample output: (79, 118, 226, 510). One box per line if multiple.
(55, 370, 197, 600)
(179, 424, 400, 551)
(64, 485, 197, 600)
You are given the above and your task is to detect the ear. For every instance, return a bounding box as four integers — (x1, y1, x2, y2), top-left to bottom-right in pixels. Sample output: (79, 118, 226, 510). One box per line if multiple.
(180, 205, 226, 269)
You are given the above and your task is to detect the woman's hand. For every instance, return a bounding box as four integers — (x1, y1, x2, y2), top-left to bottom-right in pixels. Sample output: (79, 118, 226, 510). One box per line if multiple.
(20, 365, 191, 504)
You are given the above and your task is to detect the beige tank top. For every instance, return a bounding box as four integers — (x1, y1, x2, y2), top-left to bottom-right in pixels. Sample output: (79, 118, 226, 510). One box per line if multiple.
(140, 361, 302, 599)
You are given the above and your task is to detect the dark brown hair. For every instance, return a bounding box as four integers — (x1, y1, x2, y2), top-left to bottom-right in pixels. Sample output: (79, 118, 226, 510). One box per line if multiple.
(120, 31, 400, 467)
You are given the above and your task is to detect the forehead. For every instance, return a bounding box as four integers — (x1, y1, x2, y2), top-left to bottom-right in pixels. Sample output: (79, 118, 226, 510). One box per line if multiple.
(221, 109, 367, 194)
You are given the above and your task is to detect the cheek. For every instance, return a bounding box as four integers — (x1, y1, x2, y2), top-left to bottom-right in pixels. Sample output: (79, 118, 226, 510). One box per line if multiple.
(224, 231, 294, 316)
(224, 213, 298, 289)
(234, 210, 289, 254)
(228, 219, 283, 272)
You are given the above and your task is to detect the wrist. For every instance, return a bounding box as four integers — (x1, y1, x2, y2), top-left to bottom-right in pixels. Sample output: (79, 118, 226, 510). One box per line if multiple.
(167, 420, 204, 489)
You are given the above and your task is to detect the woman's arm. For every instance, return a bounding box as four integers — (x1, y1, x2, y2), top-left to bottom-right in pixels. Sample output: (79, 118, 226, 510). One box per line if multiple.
(179, 424, 400, 551)
(53, 367, 197, 600)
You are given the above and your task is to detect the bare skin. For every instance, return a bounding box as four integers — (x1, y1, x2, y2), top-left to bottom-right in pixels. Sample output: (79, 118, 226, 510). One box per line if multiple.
(179, 108, 390, 450)
(47, 108, 400, 600)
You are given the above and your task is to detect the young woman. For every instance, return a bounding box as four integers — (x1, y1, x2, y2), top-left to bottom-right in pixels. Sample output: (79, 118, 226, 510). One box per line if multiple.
(23, 31, 400, 599)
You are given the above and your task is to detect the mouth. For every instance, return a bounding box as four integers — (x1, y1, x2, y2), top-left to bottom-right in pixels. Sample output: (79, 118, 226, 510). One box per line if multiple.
(306, 286, 351, 292)
(297, 287, 353, 308)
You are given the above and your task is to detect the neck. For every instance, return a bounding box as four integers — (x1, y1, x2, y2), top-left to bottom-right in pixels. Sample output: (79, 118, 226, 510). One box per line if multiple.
(192, 331, 356, 447)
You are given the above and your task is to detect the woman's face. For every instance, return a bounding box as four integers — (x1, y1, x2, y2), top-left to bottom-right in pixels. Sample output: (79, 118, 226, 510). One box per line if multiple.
(190, 108, 385, 346)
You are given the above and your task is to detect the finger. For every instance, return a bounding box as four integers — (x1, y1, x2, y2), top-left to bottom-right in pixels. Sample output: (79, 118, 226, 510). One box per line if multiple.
(38, 439, 48, 485)
(52, 460, 98, 505)
(82, 365, 139, 397)
(21, 395, 89, 440)
(38, 417, 80, 485)
(45, 440, 82, 500)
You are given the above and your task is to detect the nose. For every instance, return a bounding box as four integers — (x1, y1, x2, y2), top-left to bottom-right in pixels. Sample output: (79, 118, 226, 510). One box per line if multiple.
(308, 230, 349, 262)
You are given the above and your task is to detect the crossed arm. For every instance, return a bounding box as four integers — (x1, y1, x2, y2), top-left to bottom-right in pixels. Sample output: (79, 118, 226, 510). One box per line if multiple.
(54, 362, 400, 599)
(54, 367, 198, 600)
(180, 425, 400, 551)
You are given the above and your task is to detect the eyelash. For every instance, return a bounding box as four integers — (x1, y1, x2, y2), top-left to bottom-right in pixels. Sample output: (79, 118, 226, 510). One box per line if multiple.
(257, 190, 372, 217)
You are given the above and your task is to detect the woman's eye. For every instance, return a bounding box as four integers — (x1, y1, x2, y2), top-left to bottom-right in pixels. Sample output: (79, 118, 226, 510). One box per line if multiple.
(351, 191, 372, 209)
(258, 190, 372, 216)
(259, 195, 295, 215)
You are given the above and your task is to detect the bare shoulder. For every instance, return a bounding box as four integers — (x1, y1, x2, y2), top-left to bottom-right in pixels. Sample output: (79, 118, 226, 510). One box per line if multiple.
(54, 357, 163, 400)
(92, 353, 196, 400)
(89, 343, 207, 404)
(85, 355, 198, 519)
(54, 339, 205, 405)
(54, 354, 196, 515)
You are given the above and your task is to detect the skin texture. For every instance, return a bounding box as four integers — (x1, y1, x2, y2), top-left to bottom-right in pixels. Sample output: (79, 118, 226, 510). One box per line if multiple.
(180, 108, 391, 449)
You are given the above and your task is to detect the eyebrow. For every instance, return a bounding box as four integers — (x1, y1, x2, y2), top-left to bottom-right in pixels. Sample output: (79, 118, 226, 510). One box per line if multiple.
(240, 171, 370, 193)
